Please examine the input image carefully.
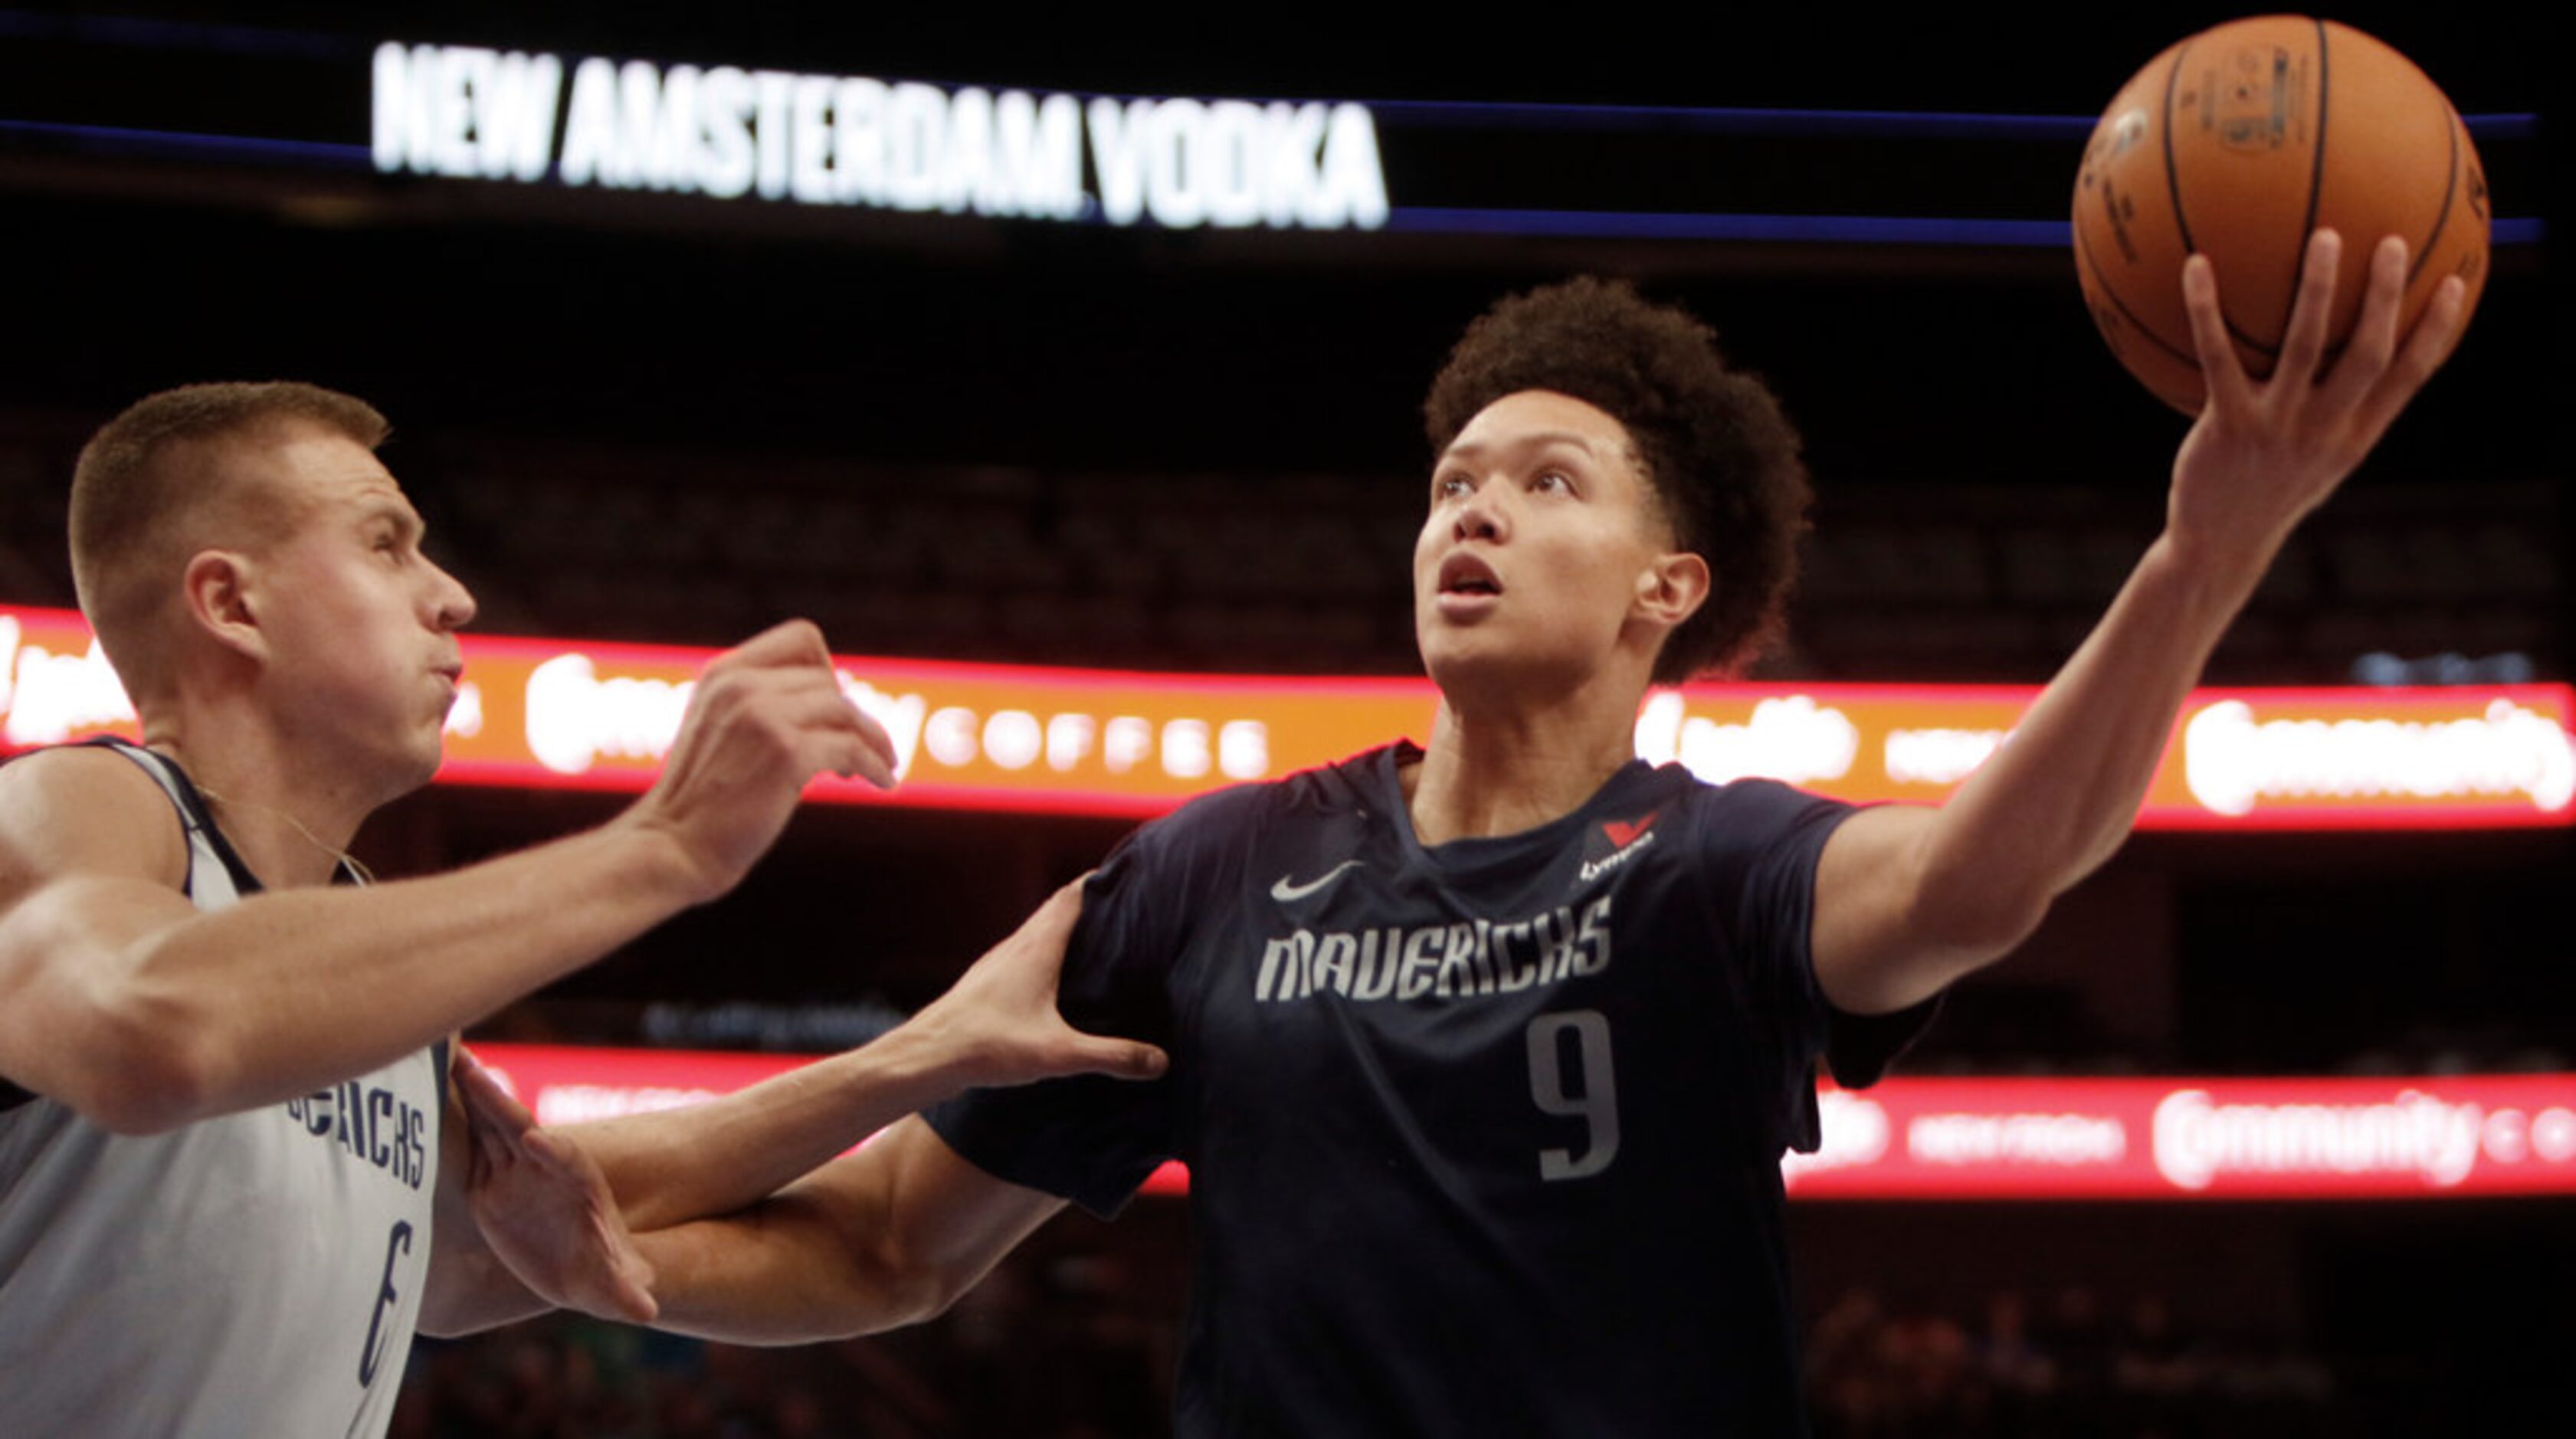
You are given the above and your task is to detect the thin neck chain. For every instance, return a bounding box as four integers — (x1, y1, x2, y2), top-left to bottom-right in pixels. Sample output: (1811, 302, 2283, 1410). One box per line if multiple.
(193, 784, 376, 887)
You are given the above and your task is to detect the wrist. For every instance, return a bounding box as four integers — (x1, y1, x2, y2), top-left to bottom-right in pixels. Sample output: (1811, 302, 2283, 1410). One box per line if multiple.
(876, 996, 1007, 1093)
(600, 812, 729, 909)
(2142, 528, 2273, 624)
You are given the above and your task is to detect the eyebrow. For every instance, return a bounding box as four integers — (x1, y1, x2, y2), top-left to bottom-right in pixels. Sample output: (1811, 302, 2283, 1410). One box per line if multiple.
(1440, 430, 1603, 463)
(352, 496, 425, 540)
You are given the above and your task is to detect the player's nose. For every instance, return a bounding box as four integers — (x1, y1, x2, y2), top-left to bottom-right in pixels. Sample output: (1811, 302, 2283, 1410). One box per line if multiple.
(1452, 485, 1508, 542)
(427, 560, 477, 630)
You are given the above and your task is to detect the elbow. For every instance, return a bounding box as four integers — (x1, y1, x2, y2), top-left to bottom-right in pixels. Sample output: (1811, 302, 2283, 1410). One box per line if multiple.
(74, 1048, 224, 1138)
(834, 1223, 995, 1336)
(1913, 824, 2061, 962)
(413, 1268, 535, 1340)
(846, 1245, 972, 1333)
(908, 1267, 991, 1328)
(1928, 887, 2053, 969)
(1828, 896, 2048, 1018)
(2, 904, 232, 1135)
(412, 1308, 465, 1341)
(682, 1201, 972, 1345)
(412, 1302, 483, 1342)
(57, 995, 230, 1137)
(1924, 908, 2050, 1001)
(1898, 860, 2058, 993)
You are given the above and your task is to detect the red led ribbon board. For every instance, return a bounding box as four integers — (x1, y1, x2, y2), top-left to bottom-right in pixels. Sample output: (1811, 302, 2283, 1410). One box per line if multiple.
(1785, 1074, 2576, 1201)
(468, 1044, 2576, 1201)
(6, 605, 2571, 828)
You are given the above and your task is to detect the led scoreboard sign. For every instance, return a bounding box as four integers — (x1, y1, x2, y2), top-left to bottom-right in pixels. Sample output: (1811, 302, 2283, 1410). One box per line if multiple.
(7, 605, 2570, 829)
(0, 15, 2540, 247)
(369, 44, 1393, 231)
(475, 1043, 2576, 1202)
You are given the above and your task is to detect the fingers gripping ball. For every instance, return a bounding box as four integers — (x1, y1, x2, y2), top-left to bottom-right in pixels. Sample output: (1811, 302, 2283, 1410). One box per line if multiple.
(2073, 15, 2489, 413)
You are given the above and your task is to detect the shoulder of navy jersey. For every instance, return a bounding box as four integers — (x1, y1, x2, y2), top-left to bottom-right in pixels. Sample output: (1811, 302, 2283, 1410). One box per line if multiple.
(1057, 743, 1413, 1024)
(1096, 742, 1398, 885)
(1173, 743, 1391, 826)
(1657, 770, 1940, 1100)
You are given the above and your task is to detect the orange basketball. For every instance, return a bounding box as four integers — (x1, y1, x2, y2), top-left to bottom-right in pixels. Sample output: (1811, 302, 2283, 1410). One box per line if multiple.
(2072, 16, 2489, 414)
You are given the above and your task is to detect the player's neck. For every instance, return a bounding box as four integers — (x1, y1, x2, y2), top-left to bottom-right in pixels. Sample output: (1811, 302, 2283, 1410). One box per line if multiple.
(1405, 689, 1639, 845)
(142, 706, 375, 889)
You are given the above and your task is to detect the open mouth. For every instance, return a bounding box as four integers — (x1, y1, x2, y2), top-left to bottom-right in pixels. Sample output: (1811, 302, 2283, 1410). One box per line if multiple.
(1437, 552, 1502, 598)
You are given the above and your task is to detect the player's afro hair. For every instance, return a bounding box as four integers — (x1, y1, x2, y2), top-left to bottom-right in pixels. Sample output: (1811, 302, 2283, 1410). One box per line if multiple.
(1423, 277, 1811, 683)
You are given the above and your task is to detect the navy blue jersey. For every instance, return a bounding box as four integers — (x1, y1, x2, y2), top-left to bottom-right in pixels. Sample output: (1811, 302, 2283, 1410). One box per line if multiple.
(929, 741, 1932, 1437)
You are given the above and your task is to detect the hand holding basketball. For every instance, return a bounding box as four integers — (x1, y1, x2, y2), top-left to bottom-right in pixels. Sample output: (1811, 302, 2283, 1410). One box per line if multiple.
(2163, 227, 2467, 578)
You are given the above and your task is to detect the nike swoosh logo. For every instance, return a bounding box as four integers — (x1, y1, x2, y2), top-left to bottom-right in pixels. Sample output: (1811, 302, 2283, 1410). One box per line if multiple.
(1270, 859, 1364, 903)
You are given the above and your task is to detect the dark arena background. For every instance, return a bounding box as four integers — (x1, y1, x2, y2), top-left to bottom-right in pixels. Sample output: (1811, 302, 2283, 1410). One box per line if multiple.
(1, 5, 2565, 1435)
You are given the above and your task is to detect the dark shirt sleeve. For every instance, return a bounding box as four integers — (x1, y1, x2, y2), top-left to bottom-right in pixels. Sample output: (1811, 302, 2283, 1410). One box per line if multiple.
(1700, 781, 1942, 1155)
(924, 788, 1253, 1218)
(1824, 992, 1942, 1090)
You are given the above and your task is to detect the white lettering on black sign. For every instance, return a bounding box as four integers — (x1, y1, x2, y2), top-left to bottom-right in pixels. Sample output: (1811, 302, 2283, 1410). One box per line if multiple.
(373, 43, 1388, 231)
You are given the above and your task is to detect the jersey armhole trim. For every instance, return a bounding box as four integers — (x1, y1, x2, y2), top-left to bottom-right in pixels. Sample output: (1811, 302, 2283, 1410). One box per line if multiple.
(85, 737, 244, 898)
(0, 740, 205, 1112)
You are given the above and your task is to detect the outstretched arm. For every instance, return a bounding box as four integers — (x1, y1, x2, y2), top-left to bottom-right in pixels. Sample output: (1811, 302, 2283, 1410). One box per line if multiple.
(0, 621, 895, 1135)
(540, 880, 1159, 1231)
(1813, 232, 2469, 1014)
(429, 883, 1158, 1334)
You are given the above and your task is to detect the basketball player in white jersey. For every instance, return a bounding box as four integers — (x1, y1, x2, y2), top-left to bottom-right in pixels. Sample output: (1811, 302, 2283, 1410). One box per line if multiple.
(474, 234, 2469, 1437)
(0, 382, 1163, 1436)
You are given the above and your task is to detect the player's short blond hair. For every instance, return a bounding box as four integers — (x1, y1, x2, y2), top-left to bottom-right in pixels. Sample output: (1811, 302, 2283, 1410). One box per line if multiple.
(70, 382, 391, 696)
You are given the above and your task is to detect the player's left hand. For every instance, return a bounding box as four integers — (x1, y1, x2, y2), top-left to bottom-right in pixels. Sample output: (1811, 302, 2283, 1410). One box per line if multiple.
(2166, 229, 2468, 579)
(902, 879, 1169, 1089)
(454, 1047, 659, 1323)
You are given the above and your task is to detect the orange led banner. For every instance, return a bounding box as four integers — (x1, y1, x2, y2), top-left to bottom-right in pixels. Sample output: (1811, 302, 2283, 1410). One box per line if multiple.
(469, 1043, 2576, 1201)
(5, 604, 2570, 828)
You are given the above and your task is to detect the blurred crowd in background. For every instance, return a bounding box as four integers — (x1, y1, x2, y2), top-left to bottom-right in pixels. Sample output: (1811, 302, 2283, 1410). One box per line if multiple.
(390, 1260, 2359, 1439)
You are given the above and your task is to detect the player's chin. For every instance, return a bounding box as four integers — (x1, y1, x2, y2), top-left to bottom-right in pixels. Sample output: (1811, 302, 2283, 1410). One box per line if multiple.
(1413, 618, 1471, 673)
(1416, 629, 1521, 694)
(394, 731, 447, 792)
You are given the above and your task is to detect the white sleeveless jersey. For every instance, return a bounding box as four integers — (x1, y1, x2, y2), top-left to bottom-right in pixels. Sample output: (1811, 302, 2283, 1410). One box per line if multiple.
(0, 742, 444, 1438)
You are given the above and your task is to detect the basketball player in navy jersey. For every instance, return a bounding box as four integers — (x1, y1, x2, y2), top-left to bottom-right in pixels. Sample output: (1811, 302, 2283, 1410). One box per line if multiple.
(0, 382, 1163, 1437)
(492, 232, 2465, 1434)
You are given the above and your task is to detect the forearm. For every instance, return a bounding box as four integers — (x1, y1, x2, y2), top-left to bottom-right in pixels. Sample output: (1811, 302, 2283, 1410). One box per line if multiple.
(1924, 530, 2266, 923)
(628, 1119, 1063, 1346)
(1823, 237, 2459, 1012)
(559, 881, 1151, 1234)
(107, 821, 699, 1128)
(1816, 533, 2270, 1013)
(630, 1172, 947, 1345)
(565, 1024, 973, 1233)
(1942, 224, 2462, 900)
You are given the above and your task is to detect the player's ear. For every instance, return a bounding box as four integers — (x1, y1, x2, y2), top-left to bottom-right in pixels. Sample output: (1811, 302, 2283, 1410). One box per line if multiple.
(181, 549, 268, 664)
(1633, 551, 1709, 631)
